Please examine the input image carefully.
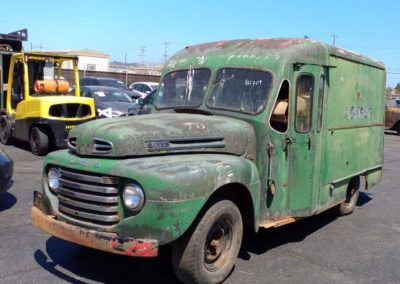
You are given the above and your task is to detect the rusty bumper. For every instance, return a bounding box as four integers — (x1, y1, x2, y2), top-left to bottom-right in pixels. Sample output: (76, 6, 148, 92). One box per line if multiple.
(31, 201, 158, 257)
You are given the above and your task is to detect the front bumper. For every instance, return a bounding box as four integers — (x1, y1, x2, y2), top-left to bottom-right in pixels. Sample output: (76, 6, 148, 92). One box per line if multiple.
(31, 191, 158, 257)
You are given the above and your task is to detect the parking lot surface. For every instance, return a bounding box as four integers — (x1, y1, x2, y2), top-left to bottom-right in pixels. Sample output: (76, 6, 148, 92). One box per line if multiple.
(0, 134, 399, 283)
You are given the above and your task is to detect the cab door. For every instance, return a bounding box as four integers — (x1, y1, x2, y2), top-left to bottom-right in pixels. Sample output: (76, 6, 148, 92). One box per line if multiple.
(287, 64, 325, 216)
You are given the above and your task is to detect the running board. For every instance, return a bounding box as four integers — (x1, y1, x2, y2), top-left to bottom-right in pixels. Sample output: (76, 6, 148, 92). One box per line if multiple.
(259, 217, 297, 229)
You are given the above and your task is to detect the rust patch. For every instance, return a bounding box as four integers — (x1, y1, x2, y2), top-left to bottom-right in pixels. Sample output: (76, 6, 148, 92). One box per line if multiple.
(31, 206, 158, 257)
(192, 38, 307, 52)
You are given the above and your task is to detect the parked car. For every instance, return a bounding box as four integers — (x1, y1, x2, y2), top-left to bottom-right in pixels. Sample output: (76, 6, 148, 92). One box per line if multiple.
(385, 98, 400, 134)
(80, 77, 142, 100)
(129, 89, 157, 115)
(129, 81, 159, 96)
(0, 147, 13, 194)
(80, 86, 137, 118)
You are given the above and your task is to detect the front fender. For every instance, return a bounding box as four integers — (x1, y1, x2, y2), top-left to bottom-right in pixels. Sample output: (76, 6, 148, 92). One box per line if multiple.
(113, 154, 261, 243)
(44, 151, 260, 244)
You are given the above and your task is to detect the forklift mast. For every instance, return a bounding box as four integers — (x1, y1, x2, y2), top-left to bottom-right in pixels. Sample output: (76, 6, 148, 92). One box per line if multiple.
(0, 29, 28, 52)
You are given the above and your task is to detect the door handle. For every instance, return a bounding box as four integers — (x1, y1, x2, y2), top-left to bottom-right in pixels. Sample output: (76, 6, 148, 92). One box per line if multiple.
(284, 137, 292, 153)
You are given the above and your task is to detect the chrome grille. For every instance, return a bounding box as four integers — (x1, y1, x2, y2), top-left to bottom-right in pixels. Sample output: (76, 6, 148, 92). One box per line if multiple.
(93, 138, 113, 154)
(57, 167, 119, 225)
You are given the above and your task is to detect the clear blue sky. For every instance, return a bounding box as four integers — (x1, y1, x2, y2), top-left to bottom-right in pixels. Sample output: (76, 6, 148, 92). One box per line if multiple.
(3, 0, 399, 87)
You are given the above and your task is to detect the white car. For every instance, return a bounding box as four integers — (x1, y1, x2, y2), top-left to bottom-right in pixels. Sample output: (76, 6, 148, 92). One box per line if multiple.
(129, 82, 159, 96)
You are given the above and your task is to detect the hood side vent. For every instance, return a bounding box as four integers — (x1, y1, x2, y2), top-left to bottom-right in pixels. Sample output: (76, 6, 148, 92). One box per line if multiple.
(145, 136, 225, 152)
(67, 137, 77, 151)
(93, 138, 113, 154)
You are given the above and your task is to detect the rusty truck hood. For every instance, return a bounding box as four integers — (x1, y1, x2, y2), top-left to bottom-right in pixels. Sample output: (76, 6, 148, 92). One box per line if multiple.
(68, 113, 255, 158)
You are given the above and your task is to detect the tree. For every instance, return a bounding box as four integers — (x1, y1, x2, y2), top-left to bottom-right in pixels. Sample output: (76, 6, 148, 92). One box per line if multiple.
(395, 83, 400, 94)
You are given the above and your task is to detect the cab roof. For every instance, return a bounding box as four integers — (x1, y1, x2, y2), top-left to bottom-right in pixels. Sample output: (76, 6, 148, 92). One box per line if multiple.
(166, 38, 385, 71)
(25, 51, 79, 60)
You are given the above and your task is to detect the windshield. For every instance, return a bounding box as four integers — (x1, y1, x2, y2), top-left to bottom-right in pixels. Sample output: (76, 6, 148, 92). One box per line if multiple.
(92, 90, 133, 102)
(28, 58, 74, 96)
(207, 68, 273, 114)
(155, 68, 210, 109)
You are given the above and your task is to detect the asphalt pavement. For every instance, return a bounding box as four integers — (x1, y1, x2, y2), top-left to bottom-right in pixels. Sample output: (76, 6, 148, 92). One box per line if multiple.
(0, 134, 399, 284)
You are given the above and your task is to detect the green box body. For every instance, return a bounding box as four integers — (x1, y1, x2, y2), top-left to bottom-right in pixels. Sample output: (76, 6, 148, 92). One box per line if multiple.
(34, 39, 385, 249)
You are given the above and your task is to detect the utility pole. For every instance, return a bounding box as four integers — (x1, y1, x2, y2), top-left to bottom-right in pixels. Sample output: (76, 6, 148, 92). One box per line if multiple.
(124, 53, 128, 85)
(164, 42, 169, 64)
(330, 34, 338, 46)
(139, 46, 146, 66)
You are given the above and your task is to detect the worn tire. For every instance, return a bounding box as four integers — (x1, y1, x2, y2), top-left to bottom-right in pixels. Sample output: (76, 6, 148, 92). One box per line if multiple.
(0, 118, 12, 145)
(30, 127, 49, 156)
(172, 200, 243, 284)
(335, 177, 360, 216)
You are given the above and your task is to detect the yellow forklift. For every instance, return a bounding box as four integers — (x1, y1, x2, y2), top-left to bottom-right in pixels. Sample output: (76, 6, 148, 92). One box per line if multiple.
(0, 30, 95, 155)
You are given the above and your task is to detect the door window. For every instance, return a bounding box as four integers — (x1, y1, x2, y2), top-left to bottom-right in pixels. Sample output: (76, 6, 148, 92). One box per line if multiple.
(270, 80, 289, 133)
(295, 75, 314, 133)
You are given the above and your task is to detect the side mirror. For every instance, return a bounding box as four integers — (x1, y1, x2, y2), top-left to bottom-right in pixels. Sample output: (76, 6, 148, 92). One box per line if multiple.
(145, 90, 151, 94)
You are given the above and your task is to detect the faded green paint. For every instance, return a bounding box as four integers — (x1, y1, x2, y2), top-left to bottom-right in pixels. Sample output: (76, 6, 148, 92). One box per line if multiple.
(34, 38, 385, 254)
(44, 150, 260, 244)
(69, 113, 255, 158)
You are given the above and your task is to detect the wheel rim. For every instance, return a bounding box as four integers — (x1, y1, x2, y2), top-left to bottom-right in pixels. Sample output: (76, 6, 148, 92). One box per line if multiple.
(31, 130, 39, 153)
(204, 216, 233, 272)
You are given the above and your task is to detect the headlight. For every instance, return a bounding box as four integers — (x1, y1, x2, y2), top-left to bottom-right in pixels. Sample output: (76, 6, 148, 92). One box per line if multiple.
(123, 183, 145, 212)
(48, 167, 60, 192)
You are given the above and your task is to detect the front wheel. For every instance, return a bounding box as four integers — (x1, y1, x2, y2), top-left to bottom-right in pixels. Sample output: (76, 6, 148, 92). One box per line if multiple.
(172, 200, 243, 284)
(30, 127, 49, 156)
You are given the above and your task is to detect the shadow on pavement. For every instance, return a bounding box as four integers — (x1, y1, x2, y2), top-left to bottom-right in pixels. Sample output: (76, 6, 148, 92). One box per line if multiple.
(34, 237, 181, 284)
(239, 190, 373, 260)
(0, 191, 17, 212)
(357, 191, 372, 207)
(239, 210, 338, 260)
(33, 191, 374, 283)
(7, 140, 32, 153)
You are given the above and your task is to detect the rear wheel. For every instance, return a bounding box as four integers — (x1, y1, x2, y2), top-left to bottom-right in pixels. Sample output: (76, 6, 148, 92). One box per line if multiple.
(335, 177, 360, 216)
(0, 118, 12, 145)
(172, 200, 243, 284)
(30, 127, 49, 156)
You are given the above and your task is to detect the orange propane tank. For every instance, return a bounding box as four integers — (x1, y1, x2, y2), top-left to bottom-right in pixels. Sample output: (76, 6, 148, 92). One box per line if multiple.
(34, 79, 69, 94)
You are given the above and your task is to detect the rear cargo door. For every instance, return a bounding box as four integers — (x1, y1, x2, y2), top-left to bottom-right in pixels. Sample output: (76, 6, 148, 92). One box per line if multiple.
(287, 65, 325, 216)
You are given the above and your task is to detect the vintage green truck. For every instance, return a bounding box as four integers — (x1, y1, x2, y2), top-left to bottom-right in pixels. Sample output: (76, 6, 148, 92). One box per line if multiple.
(31, 39, 385, 284)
